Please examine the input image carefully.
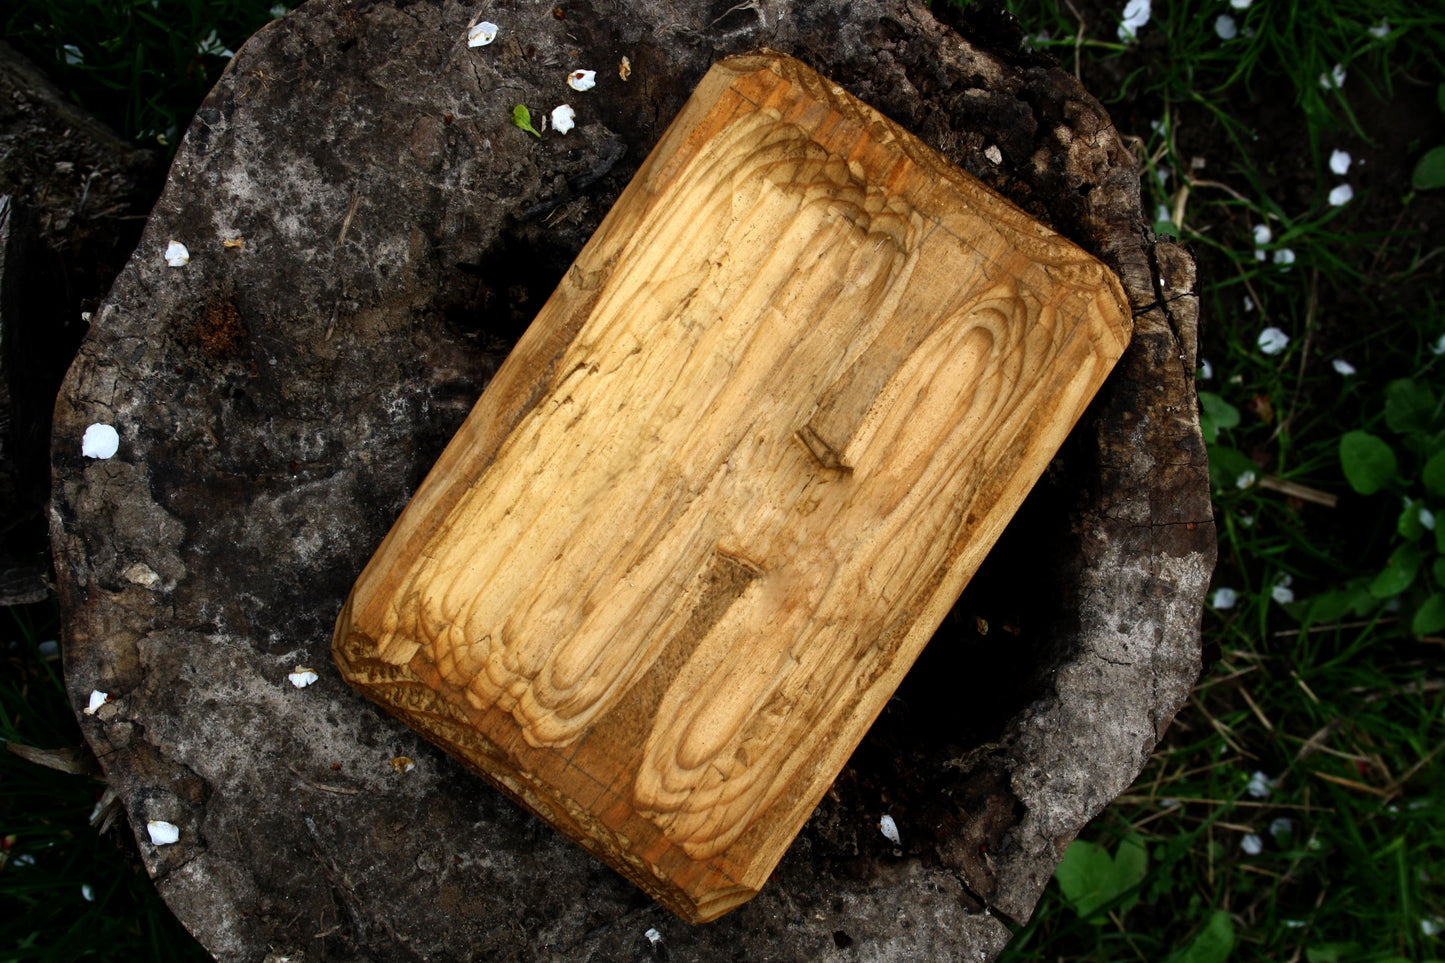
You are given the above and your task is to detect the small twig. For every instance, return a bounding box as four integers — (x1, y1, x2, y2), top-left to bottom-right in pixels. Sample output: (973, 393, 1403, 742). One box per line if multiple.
(287, 764, 361, 795)
(1237, 685, 1276, 733)
(1257, 475, 1338, 507)
(1114, 795, 1336, 812)
(1063, 0, 1086, 79)
(1270, 268, 1320, 447)
(1274, 618, 1391, 639)
(1191, 694, 1257, 759)
(1384, 739, 1445, 800)
(337, 194, 361, 245)
(1186, 176, 1253, 205)
(1310, 770, 1390, 797)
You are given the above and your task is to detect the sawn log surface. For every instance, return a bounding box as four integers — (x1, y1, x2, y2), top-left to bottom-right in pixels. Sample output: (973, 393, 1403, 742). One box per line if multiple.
(334, 52, 1131, 922)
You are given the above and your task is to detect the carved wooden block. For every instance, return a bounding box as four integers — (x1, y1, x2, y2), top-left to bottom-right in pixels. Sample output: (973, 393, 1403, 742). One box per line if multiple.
(333, 50, 1131, 923)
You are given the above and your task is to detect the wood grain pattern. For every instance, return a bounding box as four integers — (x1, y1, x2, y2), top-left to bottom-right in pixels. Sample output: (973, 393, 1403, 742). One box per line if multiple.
(333, 49, 1131, 922)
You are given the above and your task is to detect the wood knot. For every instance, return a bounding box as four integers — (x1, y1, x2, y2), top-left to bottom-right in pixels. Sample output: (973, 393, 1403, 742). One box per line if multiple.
(194, 298, 246, 360)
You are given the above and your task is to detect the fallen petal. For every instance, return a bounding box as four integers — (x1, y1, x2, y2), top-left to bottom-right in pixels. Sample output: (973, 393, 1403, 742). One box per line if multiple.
(567, 69, 597, 91)
(468, 21, 498, 47)
(83, 689, 109, 715)
(288, 667, 320, 688)
(551, 104, 576, 135)
(82, 423, 120, 459)
(1117, 0, 1151, 40)
(1257, 326, 1290, 355)
(146, 820, 180, 846)
(164, 240, 190, 267)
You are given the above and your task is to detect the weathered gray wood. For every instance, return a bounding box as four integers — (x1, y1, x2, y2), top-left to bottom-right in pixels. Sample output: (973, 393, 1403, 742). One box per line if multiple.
(51, 1, 1213, 959)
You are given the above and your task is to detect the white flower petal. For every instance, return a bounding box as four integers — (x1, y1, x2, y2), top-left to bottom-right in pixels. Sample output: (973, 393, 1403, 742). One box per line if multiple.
(1252, 224, 1272, 246)
(1272, 248, 1296, 267)
(1269, 817, 1293, 838)
(1241, 833, 1263, 855)
(567, 69, 597, 91)
(164, 240, 189, 267)
(1432, 334, 1445, 356)
(1258, 326, 1290, 355)
(1319, 63, 1347, 90)
(645, 928, 663, 947)
(63, 44, 84, 66)
(984, 144, 1003, 165)
(81, 883, 95, 901)
(146, 820, 180, 846)
(1236, 469, 1258, 490)
(82, 423, 120, 459)
(288, 667, 320, 688)
(1332, 358, 1356, 376)
(1214, 14, 1237, 39)
(551, 104, 576, 135)
(1198, 358, 1213, 380)
(83, 689, 109, 715)
(1211, 587, 1238, 610)
(1246, 770, 1276, 799)
(1368, 19, 1390, 40)
(878, 813, 901, 846)
(1329, 149, 1352, 175)
(1420, 507, 1436, 531)
(1271, 584, 1295, 605)
(1229, 0, 1251, 8)
(1328, 183, 1354, 206)
(1117, 0, 1151, 40)
(467, 21, 498, 47)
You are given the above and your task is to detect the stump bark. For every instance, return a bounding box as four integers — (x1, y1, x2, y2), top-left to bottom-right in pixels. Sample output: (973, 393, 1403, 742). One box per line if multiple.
(51, 1, 1215, 960)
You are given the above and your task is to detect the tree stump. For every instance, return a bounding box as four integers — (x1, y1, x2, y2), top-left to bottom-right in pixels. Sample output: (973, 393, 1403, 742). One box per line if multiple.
(51, 1, 1214, 960)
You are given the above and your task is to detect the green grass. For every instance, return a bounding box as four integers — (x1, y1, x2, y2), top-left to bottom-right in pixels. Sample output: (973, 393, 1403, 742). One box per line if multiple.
(989, 0, 1445, 960)
(2, 0, 284, 148)
(1, 603, 210, 961)
(3, 0, 1445, 959)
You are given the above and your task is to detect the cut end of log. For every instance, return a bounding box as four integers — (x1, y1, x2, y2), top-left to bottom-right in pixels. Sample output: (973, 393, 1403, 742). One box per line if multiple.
(332, 50, 1131, 922)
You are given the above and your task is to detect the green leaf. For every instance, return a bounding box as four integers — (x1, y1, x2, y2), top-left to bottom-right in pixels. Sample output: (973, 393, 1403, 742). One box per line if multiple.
(1301, 582, 1378, 625)
(511, 104, 542, 137)
(1414, 595, 1445, 636)
(1398, 500, 1429, 540)
(1384, 378, 1437, 438)
(1369, 543, 1423, 598)
(1054, 834, 1149, 921)
(1438, 82, 1445, 114)
(1306, 944, 1360, 963)
(1433, 556, 1445, 587)
(1208, 445, 1259, 492)
(1198, 392, 1241, 444)
(1423, 450, 1445, 496)
(1339, 431, 1397, 494)
(1414, 146, 1445, 190)
(1170, 910, 1235, 963)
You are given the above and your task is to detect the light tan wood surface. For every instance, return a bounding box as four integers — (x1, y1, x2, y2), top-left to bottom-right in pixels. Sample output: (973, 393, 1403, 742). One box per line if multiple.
(333, 49, 1131, 923)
